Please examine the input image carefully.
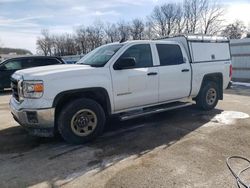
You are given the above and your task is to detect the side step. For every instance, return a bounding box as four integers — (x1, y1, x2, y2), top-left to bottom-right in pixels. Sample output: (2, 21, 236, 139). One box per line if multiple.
(120, 102, 193, 121)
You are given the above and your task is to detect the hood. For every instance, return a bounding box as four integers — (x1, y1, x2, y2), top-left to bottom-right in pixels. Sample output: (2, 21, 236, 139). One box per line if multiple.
(15, 64, 95, 79)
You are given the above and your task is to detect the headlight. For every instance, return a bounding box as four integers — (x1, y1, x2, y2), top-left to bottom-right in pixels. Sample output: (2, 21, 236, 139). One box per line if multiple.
(21, 81, 44, 99)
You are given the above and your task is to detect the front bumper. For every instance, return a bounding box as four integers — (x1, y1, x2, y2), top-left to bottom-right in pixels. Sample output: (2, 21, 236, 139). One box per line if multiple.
(10, 101, 55, 137)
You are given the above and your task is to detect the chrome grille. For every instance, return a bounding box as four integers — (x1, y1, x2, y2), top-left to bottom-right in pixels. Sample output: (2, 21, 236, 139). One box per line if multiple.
(11, 78, 19, 102)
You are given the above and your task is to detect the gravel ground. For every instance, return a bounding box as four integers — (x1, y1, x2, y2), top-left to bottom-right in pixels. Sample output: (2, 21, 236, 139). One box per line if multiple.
(0, 84, 250, 188)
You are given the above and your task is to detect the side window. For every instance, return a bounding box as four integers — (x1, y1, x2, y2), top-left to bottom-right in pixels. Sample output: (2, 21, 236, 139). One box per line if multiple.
(119, 44, 153, 68)
(22, 59, 36, 68)
(32, 59, 47, 67)
(3, 60, 23, 70)
(22, 58, 59, 68)
(45, 58, 61, 65)
(156, 44, 183, 66)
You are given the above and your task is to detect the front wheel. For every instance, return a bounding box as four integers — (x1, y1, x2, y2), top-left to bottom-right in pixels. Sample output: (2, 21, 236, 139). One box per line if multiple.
(58, 98, 106, 144)
(195, 81, 219, 111)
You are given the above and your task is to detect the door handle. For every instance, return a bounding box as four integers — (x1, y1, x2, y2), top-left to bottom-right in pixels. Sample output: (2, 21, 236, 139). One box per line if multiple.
(182, 69, 190, 72)
(147, 72, 158, 76)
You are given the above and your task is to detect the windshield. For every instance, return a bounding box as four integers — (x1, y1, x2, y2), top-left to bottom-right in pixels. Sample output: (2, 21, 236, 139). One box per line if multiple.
(77, 44, 124, 67)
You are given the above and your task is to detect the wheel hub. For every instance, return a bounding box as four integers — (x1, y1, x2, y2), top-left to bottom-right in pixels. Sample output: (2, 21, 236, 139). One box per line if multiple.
(76, 115, 89, 128)
(70, 109, 97, 137)
(206, 88, 217, 105)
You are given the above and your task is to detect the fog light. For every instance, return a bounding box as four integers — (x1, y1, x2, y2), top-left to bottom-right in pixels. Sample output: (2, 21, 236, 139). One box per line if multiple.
(26, 111, 38, 123)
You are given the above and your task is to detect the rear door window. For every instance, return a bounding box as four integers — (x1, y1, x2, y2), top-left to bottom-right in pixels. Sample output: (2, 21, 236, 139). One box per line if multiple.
(22, 58, 36, 68)
(45, 58, 61, 65)
(22, 58, 60, 69)
(156, 44, 183, 66)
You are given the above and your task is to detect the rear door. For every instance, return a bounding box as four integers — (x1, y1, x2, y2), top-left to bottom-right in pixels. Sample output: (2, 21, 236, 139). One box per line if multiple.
(111, 43, 159, 111)
(155, 43, 191, 102)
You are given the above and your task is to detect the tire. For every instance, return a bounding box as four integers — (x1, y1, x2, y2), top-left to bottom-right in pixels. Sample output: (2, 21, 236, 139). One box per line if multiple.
(196, 81, 219, 111)
(58, 98, 106, 144)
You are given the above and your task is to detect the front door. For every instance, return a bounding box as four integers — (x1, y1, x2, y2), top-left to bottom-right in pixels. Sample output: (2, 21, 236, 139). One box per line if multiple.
(111, 44, 159, 111)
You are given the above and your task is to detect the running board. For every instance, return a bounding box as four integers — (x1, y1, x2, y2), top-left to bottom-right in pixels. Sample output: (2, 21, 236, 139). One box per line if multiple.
(120, 102, 193, 121)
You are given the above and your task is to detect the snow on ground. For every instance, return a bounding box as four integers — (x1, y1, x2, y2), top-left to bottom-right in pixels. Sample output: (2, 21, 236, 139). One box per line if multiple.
(212, 111, 249, 125)
(233, 82, 250, 87)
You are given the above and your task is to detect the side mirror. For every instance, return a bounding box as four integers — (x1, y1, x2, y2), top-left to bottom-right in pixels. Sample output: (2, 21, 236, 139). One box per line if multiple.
(114, 57, 136, 70)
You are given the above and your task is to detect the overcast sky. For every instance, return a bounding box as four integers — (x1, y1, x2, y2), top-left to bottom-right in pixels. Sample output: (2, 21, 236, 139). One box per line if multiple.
(1, 0, 250, 54)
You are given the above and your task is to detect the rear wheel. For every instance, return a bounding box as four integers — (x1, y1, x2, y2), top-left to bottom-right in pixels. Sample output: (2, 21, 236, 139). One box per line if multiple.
(58, 98, 106, 144)
(196, 81, 219, 111)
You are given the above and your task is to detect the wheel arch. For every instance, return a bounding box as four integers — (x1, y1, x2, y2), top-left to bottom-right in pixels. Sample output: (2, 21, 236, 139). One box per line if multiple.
(198, 73, 223, 100)
(53, 87, 112, 130)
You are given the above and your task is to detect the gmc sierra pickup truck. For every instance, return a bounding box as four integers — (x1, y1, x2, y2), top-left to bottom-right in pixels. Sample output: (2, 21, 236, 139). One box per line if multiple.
(10, 35, 232, 144)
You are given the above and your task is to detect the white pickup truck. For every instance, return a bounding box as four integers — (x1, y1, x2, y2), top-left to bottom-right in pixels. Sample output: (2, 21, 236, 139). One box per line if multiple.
(10, 35, 232, 144)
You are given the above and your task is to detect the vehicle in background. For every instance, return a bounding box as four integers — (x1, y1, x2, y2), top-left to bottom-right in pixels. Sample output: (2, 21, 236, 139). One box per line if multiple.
(64, 60, 77, 64)
(0, 56, 65, 91)
(62, 55, 84, 64)
(10, 35, 232, 144)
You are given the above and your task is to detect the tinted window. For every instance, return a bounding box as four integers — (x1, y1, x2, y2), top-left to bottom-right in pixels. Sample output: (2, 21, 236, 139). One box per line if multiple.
(3, 60, 23, 70)
(119, 44, 153, 68)
(22, 59, 36, 68)
(32, 58, 60, 66)
(22, 58, 60, 69)
(44, 58, 61, 65)
(156, 44, 183, 66)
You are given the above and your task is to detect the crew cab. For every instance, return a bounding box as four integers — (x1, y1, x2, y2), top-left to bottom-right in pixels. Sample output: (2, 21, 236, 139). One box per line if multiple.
(9, 35, 232, 144)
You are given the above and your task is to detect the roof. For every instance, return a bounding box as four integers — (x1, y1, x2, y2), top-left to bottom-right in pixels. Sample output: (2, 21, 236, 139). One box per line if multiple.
(3, 55, 63, 61)
(10, 55, 62, 59)
(155, 34, 229, 42)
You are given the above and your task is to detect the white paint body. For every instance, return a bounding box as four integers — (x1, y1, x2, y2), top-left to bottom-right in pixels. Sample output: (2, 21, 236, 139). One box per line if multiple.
(11, 36, 231, 115)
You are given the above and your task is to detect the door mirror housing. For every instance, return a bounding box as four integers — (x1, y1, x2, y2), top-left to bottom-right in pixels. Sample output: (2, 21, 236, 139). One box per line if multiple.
(114, 57, 136, 70)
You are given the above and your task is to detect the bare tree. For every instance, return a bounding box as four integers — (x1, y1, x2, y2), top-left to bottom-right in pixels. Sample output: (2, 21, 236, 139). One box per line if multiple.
(36, 29, 53, 56)
(201, 1, 225, 34)
(104, 22, 120, 43)
(183, 0, 207, 33)
(144, 21, 156, 39)
(117, 20, 131, 40)
(161, 3, 183, 35)
(150, 6, 167, 37)
(36, 0, 228, 56)
(75, 27, 88, 54)
(130, 19, 145, 40)
(51, 34, 76, 56)
(86, 25, 104, 52)
(51, 35, 62, 56)
(174, 4, 186, 34)
(64, 33, 77, 55)
(222, 20, 246, 39)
